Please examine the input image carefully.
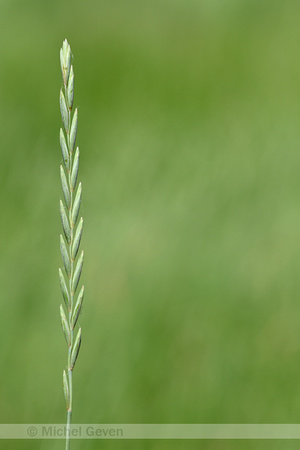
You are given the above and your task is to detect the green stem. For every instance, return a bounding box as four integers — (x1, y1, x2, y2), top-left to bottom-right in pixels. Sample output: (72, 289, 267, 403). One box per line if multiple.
(66, 408, 72, 450)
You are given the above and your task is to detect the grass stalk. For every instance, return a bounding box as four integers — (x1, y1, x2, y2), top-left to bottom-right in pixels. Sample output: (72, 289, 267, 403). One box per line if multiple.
(58, 39, 84, 450)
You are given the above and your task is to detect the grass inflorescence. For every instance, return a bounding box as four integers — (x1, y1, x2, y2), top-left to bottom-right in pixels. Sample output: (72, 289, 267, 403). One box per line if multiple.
(58, 39, 84, 450)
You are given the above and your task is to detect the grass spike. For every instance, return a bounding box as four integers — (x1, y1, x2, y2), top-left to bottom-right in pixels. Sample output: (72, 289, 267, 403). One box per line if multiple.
(58, 39, 84, 450)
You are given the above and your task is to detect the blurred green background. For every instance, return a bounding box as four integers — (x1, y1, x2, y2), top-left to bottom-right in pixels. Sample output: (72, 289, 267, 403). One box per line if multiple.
(1, 0, 300, 449)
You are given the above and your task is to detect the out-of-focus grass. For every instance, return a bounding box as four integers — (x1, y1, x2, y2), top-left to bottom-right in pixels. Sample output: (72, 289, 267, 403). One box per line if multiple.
(1, 1, 300, 449)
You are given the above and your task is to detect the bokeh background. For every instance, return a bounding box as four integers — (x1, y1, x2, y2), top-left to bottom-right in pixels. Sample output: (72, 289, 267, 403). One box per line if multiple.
(1, 0, 300, 449)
